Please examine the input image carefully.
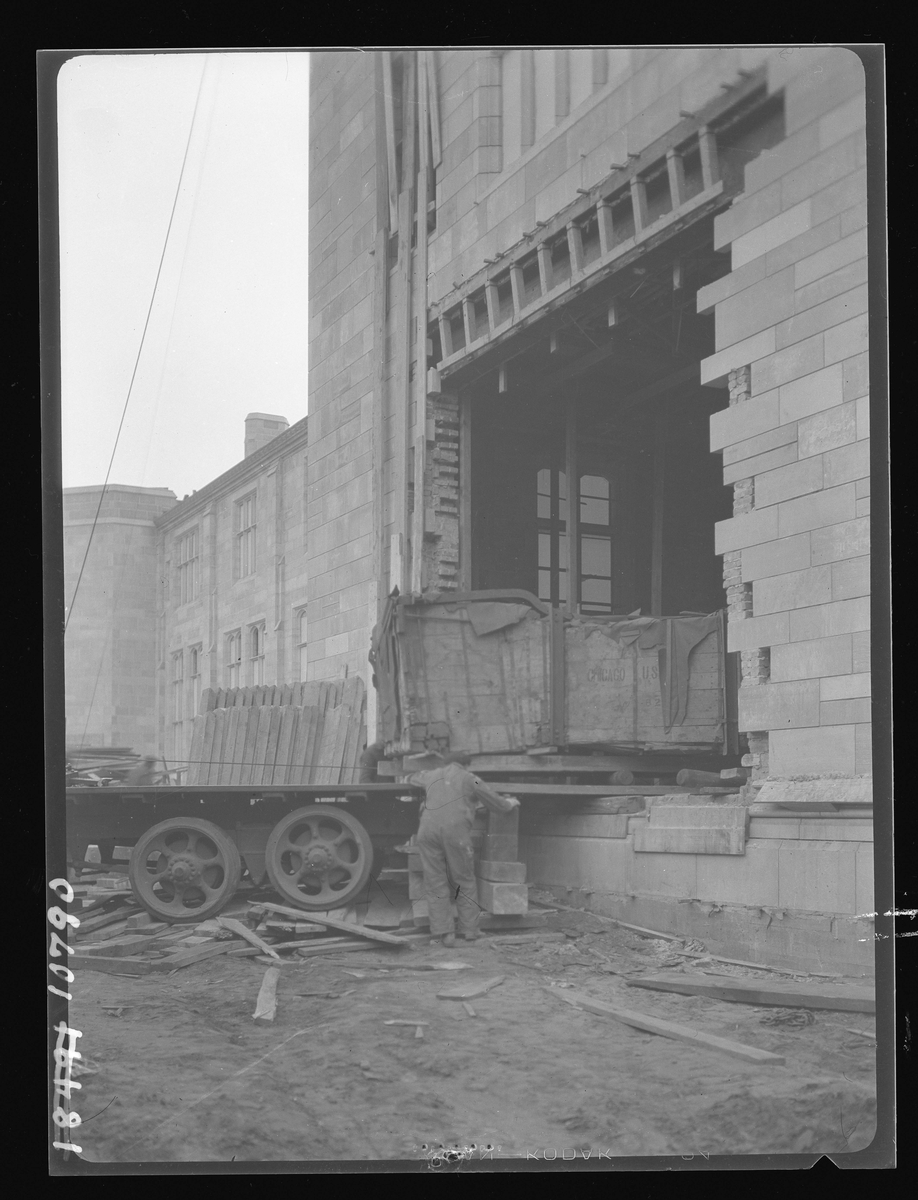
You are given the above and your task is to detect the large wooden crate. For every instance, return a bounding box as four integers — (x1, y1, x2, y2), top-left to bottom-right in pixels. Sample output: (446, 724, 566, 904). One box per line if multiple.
(377, 591, 731, 757)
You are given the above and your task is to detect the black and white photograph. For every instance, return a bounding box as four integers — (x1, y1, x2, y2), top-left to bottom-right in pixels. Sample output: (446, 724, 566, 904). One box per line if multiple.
(43, 45, 892, 1169)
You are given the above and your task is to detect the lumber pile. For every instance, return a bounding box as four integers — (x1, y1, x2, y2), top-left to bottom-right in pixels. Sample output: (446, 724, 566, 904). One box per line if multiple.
(187, 676, 366, 785)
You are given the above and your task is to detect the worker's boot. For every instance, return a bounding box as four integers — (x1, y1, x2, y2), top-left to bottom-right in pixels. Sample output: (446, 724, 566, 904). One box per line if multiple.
(461, 930, 483, 942)
(430, 933, 456, 948)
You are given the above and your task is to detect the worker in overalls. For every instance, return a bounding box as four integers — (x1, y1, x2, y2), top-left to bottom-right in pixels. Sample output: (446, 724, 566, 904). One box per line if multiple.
(405, 752, 520, 948)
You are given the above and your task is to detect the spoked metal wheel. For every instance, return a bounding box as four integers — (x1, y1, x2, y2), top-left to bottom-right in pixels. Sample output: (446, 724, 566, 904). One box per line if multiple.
(128, 818, 241, 921)
(265, 806, 374, 910)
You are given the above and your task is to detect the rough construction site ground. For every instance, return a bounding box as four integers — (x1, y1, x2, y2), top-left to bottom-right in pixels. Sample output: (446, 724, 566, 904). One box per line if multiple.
(67, 888, 876, 1163)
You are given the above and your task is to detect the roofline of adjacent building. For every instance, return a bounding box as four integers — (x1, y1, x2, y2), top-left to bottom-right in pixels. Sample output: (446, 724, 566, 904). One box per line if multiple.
(156, 413, 308, 530)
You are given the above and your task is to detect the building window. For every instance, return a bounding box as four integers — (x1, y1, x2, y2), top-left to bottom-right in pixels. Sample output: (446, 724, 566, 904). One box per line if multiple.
(176, 528, 199, 604)
(579, 474, 613, 614)
(296, 608, 308, 681)
(226, 630, 242, 688)
(537, 465, 569, 606)
(537, 466, 613, 613)
(189, 645, 202, 717)
(235, 493, 256, 579)
(171, 651, 184, 724)
(249, 623, 265, 687)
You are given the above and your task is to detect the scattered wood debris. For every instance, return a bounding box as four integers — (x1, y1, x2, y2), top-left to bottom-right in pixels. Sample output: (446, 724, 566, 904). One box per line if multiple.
(625, 972, 875, 1013)
(218, 916, 282, 961)
(437, 975, 505, 1001)
(253, 968, 280, 1023)
(546, 986, 786, 1066)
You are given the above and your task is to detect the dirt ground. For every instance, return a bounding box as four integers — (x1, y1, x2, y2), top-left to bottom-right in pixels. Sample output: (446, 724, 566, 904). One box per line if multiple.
(65, 905, 876, 1164)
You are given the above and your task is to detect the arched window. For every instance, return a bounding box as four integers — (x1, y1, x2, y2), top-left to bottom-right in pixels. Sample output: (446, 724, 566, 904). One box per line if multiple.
(297, 608, 309, 681)
(249, 623, 265, 686)
(226, 630, 242, 687)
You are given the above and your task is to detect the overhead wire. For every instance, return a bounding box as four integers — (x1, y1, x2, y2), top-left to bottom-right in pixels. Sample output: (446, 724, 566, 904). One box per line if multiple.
(65, 57, 209, 634)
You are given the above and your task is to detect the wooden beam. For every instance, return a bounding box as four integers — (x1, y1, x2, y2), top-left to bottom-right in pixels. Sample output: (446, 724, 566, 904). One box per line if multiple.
(425, 50, 441, 166)
(536, 243, 552, 297)
(566, 222, 584, 276)
(253, 967, 280, 1022)
(509, 262, 524, 317)
(596, 199, 614, 256)
(546, 988, 786, 1065)
(650, 399, 667, 615)
(698, 125, 720, 189)
(459, 396, 473, 589)
(250, 901, 410, 944)
(630, 175, 648, 237)
(666, 148, 686, 208)
(484, 280, 499, 334)
(565, 392, 579, 616)
(381, 52, 399, 231)
(625, 973, 876, 1014)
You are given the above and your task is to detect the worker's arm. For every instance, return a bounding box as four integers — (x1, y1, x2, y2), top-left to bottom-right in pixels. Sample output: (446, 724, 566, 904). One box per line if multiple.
(468, 773, 520, 814)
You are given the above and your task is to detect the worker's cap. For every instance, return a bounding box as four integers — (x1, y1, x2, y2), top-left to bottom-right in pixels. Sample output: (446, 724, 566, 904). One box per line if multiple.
(403, 751, 448, 769)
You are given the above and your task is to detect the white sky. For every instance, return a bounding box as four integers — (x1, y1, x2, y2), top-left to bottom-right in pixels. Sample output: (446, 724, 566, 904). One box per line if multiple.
(58, 51, 310, 500)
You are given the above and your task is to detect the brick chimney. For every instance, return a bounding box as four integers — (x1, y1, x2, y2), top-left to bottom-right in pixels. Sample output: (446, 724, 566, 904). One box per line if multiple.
(245, 413, 290, 458)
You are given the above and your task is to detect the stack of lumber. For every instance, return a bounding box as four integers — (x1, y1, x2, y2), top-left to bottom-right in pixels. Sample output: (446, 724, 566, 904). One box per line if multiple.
(186, 676, 366, 786)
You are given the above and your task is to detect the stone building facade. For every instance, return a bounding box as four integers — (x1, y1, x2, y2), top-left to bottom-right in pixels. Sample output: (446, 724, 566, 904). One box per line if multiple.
(307, 47, 878, 967)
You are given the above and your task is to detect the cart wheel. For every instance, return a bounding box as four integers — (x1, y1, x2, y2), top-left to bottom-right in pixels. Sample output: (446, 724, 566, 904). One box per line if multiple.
(128, 818, 241, 922)
(265, 806, 374, 911)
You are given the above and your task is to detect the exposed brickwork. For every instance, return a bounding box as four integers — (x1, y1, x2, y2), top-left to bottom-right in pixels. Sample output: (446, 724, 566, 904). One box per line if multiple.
(421, 394, 462, 593)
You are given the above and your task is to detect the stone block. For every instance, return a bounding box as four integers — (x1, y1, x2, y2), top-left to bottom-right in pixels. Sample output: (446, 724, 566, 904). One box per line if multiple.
(741, 533, 811, 583)
(783, 48, 865, 134)
(731, 201, 814, 270)
(482, 833, 518, 861)
(713, 183, 783, 252)
(714, 268, 795, 349)
(754, 456, 824, 508)
(824, 439, 870, 488)
(753, 564, 832, 615)
(752, 334, 824, 395)
(694, 841, 781, 907)
(722, 422, 798, 468)
(742, 123, 821, 196)
(779, 134, 862, 210)
(477, 879, 528, 915)
(769, 724, 856, 777)
(763, 214, 841, 276)
(789, 596, 870, 642)
(821, 698, 872, 725)
(795, 228, 867, 289)
(855, 723, 872, 776)
(797, 402, 857, 457)
(840, 201, 868, 236)
(777, 482, 857, 538)
(714, 507, 779, 554)
(738, 678, 820, 732)
(529, 814, 634, 839)
(811, 166, 868, 230)
(476, 859, 527, 883)
(710, 391, 780, 450)
(821, 671, 871, 701)
(777, 284, 868, 351)
(831, 555, 870, 601)
(630, 847, 698, 897)
(855, 842, 874, 917)
(701, 329, 776, 388)
(854, 498, 870, 517)
(756, 777, 871, 807)
(487, 806, 520, 837)
(856, 396, 870, 441)
(851, 630, 870, 673)
(634, 803, 747, 855)
(726, 610, 789, 654)
(696, 257, 766, 315)
(810, 516, 870, 565)
(777, 839, 859, 915)
(825, 313, 869, 365)
(723, 441, 797, 486)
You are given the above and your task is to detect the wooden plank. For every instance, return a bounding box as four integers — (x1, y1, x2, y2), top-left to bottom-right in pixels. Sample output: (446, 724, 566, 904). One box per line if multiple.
(625, 973, 875, 1014)
(332, 701, 352, 783)
(273, 706, 298, 785)
(199, 687, 215, 714)
(250, 901, 410, 944)
(437, 975, 505, 1001)
(239, 705, 260, 786)
(546, 988, 786, 1065)
(217, 916, 282, 961)
(315, 706, 342, 786)
(209, 709, 227, 784)
(263, 705, 283, 784)
(298, 706, 320, 786)
(147, 942, 239, 971)
(199, 712, 216, 785)
(253, 967, 281, 1022)
(219, 707, 239, 786)
(74, 904, 138, 936)
(79, 934, 171, 957)
(250, 705, 273, 786)
(69, 954, 153, 976)
(234, 687, 246, 707)
(187, 716, 205, 784)
(227, 706, 247, 786)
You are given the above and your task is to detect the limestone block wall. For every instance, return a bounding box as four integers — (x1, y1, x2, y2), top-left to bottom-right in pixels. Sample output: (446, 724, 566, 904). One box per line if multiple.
(156, 420, 309, 768)
(307, 54, 379, 687)
(64, 485, 177, 754)
(699, 47, 870, 782)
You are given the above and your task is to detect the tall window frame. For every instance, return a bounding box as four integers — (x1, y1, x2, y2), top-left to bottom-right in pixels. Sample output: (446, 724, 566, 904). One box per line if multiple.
(249, 622, 266, 687)
(189, 644, 202, 717)
(226, 630, 242, 688)
(171, 650, 184, 725)
(176, 527, 200, 605)
(296, 607, 309, 681)
(234, 492, 257, 579)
